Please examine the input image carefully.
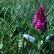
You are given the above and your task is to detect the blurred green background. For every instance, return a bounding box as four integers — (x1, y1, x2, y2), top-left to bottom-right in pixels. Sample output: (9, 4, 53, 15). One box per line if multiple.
(0, 0, 54, 54)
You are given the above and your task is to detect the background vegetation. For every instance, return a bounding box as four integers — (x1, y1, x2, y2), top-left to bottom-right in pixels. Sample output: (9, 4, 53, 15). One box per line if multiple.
(0, 0, 54, 54)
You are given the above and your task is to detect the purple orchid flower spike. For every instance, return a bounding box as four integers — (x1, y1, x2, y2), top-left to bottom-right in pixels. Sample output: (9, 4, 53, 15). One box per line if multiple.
(32, 5, 47, 31)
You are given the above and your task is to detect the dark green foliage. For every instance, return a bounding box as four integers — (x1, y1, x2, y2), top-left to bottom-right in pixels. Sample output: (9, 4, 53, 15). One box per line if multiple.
(0, 0, 54, 54)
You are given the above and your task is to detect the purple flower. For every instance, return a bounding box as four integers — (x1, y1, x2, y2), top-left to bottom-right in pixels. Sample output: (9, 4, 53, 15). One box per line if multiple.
(32, 5, 47, 31)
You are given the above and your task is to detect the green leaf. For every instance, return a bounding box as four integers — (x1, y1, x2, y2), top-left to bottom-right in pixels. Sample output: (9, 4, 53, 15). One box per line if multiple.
(0, 31, 4, 41)
(38, 40, 43, 49)
(0, 42, 3, 49)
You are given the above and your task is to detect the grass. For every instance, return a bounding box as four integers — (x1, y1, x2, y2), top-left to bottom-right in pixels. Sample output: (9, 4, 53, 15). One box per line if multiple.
(0, 0, 54, 54)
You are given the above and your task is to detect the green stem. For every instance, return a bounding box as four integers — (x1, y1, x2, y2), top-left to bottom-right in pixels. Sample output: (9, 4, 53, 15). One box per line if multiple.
(17, 41, 18, 54)
(46, 4, 54, 16)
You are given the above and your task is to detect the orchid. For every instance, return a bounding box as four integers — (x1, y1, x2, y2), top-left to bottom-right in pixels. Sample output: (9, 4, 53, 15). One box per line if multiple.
(33, 5, 47, 31)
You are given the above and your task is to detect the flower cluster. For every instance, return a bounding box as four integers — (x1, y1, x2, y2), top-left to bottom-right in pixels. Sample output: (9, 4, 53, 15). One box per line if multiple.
(33, 5, 47, 31)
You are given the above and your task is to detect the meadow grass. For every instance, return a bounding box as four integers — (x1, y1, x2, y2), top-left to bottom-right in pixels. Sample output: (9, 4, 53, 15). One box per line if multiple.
(0, 0, 54, 54)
